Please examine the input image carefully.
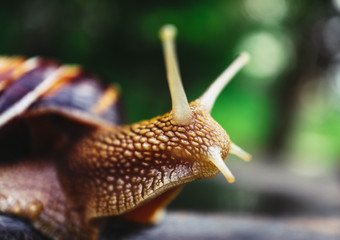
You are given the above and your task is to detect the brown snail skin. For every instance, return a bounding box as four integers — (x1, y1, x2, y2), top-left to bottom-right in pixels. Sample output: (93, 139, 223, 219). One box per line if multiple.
(0, 25, 251, 240)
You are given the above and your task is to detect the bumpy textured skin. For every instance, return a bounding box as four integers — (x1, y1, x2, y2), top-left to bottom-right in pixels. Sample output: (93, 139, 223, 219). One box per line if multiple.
(67, 100, 230, 222)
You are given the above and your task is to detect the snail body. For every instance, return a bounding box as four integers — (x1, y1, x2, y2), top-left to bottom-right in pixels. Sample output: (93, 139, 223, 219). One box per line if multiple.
(0, 26, 250, 240)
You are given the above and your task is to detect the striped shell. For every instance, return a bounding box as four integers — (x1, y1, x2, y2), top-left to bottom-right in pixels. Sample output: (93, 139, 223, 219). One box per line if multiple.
(0, 56, 124, 128)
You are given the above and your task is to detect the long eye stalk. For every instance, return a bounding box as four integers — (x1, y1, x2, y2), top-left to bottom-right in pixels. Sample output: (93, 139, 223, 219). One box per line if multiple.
(160, 25, 192, 125)
(200, 52, 250, 112)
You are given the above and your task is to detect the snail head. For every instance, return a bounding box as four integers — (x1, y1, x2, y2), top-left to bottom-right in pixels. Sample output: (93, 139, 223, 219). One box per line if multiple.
(159, 25, 251, 183)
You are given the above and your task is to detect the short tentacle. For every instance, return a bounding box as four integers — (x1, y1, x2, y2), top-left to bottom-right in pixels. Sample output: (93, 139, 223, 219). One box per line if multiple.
(229, 142, 252, 162)
(208, 147, 235, 183)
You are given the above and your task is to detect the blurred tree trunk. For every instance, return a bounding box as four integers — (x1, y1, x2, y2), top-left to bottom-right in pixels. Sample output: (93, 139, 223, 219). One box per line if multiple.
(266, 0, 333, 157)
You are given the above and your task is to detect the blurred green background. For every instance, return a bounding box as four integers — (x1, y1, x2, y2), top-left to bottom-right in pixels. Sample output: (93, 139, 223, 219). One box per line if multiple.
(1, 0, 339, 215)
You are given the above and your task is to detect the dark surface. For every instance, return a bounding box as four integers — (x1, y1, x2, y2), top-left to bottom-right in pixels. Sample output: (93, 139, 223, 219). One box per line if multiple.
(100, 211, 340, 240)
(2, 211, 339, 240)
(0, 215, 50, 240)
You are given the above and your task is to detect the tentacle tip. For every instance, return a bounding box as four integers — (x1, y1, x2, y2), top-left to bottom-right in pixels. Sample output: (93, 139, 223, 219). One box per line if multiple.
(240, 52, 251, 64)
(227, 176, 235, 183)
(244, 155, 252, 162)
(160, 24, 177, 41)
(219, 167, 235, 183)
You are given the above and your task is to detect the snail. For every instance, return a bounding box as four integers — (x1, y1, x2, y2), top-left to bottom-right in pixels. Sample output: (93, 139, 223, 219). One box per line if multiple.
(0, 25, 251, 240)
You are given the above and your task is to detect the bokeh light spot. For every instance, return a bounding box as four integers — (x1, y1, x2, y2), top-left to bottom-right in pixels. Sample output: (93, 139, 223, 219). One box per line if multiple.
(243, 0, 288, 24)
(237, 31, 292, 82)
(332, 0, 340, 12)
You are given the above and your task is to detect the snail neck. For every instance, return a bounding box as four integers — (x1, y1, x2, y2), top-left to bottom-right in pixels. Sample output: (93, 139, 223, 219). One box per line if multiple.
(65, 114, 197, 224)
